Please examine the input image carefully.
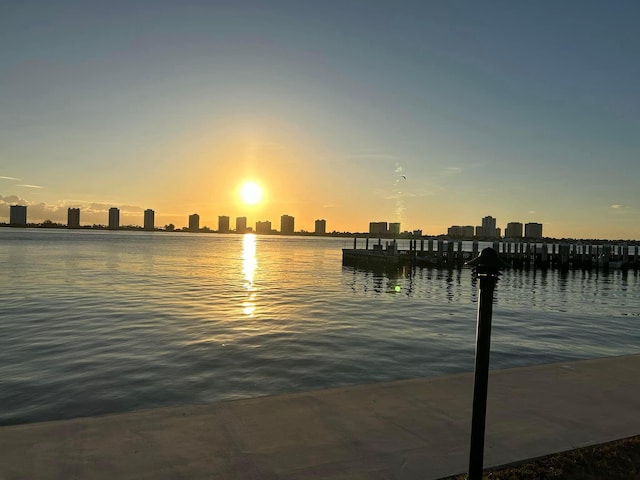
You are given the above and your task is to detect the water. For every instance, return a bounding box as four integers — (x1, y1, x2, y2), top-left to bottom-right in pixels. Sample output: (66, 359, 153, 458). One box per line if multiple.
(1, 229, 639, 426)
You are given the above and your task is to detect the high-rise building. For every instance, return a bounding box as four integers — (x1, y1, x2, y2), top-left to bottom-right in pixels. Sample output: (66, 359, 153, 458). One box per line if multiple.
(218, 216, 230, 233)
(461, 226, 475, 237)
(280, 215, 294, 235)
(314, 219, 326, 235)
(9, 205, 27, 226)
(256, 220, 272, 234)
(369, 222, 388, 235)
(235, 216, 247, 233)
(188, 214, 200, 232)
(525, 222, 543, 239)
(448, 226, 462, 237)
(449, 226, 474, 237)
(388, 222, 401, 235)
(144, 209, 155, 231)
(505, 222, 523, 238)
(67, 208, 80, 228)
(480, 216, 498, 238)
(108, 208, 120, 230)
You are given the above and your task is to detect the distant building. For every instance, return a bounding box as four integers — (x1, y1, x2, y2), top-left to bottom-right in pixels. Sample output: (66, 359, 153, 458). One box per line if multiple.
(256, 220, 272, 234)
(461, 226, 475, 237)
(448, 226, 463, 237)
(449, 225, 474, 237)
(505, 222, 523, 238)
(525, 222, 543, 239)
(480, 216, 498, 238)
(280, 215, 295, 235)
(188, 213, 200, 232)
(235, 216, 247, 233)
(314, 219, 326, 235)
(388, 222, 401, 235)
(218, 215, 230, 233)
(369, 222, 388, 235)
(9, 205, 27, 226)
(108, 208, 120, 230)
(144, 209, 155, 231)
(67, 208, 80, 228)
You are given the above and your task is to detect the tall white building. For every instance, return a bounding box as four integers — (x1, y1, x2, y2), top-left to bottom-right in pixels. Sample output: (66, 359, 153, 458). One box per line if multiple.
(10, 205, 27, 226)
(525, 222, 543, 239)
(505, 222, 523, 238)
(235, 216, 247, 233)
(144, 209, 155, 231)
(68, 208, 80, 228)
(480, 216, 498, 238)
(188, 214, 200, 232)
(388, 222, 401, 235)
(218, 215, 230, 233)
(280, 215, 295, 234)
(108, 208, 120, 230)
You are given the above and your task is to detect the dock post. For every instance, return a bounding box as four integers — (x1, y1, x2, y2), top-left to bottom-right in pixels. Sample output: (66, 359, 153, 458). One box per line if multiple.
(560, 244, 570, 269)
(466, 248, 509, 480)
(365, 237, 369, 250)
(353, 237, 357, 249)
(438, 239, 444, 265)
(420, 239, 424, 254)
(457, 241, 463, 265)
(472, 240, 479, 259)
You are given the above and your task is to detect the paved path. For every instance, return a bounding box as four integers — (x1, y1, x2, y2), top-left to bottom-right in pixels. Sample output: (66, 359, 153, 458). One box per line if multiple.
(1, 354, 639, 480)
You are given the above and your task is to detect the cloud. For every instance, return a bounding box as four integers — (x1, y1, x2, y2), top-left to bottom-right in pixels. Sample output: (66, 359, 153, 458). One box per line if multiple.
(0, 195, 24, 205)
(528, 210, 537, 214)
(610, 204, 628, 209)
(16, 184, 44, 189)
(0, 176, 20, 181)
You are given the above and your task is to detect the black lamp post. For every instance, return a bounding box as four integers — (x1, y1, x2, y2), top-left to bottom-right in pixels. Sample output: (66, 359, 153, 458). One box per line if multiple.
(466, 247, 509, 480)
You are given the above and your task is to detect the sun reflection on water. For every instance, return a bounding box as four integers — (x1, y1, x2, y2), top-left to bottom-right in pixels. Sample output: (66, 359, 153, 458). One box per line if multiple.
(242, 234, 257, 317)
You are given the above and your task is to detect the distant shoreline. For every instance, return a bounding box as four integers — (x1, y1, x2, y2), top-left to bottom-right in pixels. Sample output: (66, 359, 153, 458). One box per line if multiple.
(1, 223, 638, 243)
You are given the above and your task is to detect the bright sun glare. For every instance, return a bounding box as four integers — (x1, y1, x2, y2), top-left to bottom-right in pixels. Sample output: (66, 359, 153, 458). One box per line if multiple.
(240, 182, 263, 205)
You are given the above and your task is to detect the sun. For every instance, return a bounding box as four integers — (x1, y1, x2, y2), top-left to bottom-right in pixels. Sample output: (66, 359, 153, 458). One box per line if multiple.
(240, 181, 263, 205)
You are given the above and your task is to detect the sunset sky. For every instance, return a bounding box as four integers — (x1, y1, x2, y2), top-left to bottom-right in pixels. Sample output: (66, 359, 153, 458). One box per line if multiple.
(1, 1, 638, 239)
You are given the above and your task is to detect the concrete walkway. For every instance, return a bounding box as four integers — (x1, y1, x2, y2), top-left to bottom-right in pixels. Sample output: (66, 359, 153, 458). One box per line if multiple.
(1, 354, 639, 480)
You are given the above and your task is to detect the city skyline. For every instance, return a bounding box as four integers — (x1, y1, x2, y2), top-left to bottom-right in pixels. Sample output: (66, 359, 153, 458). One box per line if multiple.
(5, 203, 556, 240)
(1, 2, 639, 240)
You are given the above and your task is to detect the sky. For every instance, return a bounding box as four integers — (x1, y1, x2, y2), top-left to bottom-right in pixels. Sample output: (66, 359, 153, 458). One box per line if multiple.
(1, 0, 638, 239)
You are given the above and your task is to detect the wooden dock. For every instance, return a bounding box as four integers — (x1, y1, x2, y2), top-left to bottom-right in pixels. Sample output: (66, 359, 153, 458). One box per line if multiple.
(343, 238, 640, 271)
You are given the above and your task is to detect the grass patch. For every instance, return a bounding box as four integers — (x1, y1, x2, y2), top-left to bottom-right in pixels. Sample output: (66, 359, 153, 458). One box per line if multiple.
(447, 435, 640, 480)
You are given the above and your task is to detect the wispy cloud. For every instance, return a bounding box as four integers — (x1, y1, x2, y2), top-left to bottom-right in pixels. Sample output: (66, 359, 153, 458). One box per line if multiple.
(0, 176, 20, 181)
(610, 204, 629, 209)
(16, 184, 44, 189)
(528, 210, 537, 214)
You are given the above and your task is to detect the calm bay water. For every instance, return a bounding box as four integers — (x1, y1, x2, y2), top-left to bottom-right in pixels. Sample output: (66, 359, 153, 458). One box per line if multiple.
(1, 229, 639, 426)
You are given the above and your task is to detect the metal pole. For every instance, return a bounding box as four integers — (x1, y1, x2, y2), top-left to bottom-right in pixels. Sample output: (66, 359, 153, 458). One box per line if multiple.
(466, 248, 508, 480)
